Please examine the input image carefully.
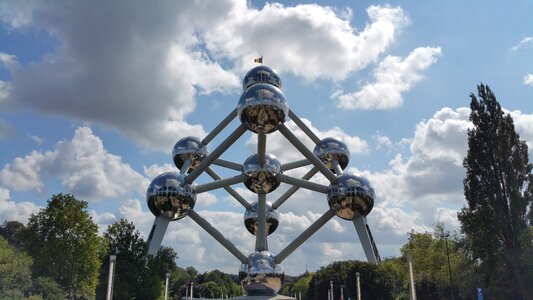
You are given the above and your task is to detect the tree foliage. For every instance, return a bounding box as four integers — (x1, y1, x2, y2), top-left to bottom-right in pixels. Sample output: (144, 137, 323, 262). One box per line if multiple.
(458, 84, 533, 299)
(307, 260, 395, 300)
(0, 236, 33, 298)
(18, 194, 107, 299)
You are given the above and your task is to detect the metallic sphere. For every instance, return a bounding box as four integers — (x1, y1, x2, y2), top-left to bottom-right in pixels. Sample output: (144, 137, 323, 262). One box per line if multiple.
(244, 201, 280, 236)
(313, 137, 350, 171)
(238, 83, 288, 134)
(242, 153, 282, 194)
(146, 171, 196, 220)
(327, 173, 375, 220)
(172, 136, 208, 173)
(243, 65, 282, 90)
(239, 251, 284, 296)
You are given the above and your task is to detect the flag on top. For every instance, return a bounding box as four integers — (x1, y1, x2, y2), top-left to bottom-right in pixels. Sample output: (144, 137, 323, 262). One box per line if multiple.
(254, 56, 263, 64)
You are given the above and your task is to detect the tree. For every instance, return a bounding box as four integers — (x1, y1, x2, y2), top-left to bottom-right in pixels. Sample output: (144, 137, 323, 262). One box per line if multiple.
(458, 84, 533, 299)
(32, 277, 67, 300)
(0, 221, 25, 249)
(19, 194, 107, 299)
(0, 236, 33, 298)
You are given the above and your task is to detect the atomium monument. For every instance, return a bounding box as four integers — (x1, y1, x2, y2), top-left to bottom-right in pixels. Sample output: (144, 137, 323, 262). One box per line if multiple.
(146, 64, 380, 298)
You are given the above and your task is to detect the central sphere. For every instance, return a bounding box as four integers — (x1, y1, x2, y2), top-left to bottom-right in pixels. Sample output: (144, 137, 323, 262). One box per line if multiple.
(242, 153, 282, 194)
(244, 201, 280, 236)
(172, 136, 208, 173)
(238, 83, 288, 134)
(146, 172, 196, 221)
(313, 137, 350, 171)
(327, 173, 375, 220)
(239, 251, 284, 296)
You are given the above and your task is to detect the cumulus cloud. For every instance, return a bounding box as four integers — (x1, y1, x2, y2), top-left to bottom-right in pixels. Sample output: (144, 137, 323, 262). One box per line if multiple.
(334, 47, 442, 110)
(523, 73, 533, 86)
(0, 1, 408, 152)
(0, 127, 149, 201)
(245, 118, 368, 163)
(0, 187, 41, 224)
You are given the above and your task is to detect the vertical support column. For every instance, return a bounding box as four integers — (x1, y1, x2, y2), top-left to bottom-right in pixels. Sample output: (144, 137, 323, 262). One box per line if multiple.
(106, 255, 116, 300)
(256, 193, 267, 251)
(330, 281, 334, 300)
(356, 272, 361, 300)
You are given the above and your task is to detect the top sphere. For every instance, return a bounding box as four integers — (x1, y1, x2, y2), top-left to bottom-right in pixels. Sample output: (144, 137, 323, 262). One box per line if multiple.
(313, 138, 350, 171)
(146, 171, 196, 220)
(243, 66, 282, 90)
(172, 136, 209, 173)
(327, 173, 375, 220)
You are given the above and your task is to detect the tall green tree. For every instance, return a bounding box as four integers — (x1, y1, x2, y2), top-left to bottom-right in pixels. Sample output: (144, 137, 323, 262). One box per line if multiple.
(458, 84, 533, 299)
(0, 221, 25, 249)
(19, 194, 107, 299)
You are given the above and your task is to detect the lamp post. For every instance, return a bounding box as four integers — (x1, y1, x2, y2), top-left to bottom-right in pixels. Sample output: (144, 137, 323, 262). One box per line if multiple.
(106, 255, 116, 300)
(406, 255, 416, 300)
(164, 272, 170, 300)
(444, 232, 455, 300)
(355, 272, 361, 300)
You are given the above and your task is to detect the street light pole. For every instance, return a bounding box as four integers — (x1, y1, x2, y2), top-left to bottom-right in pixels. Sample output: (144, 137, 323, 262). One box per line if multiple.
(355, 272, 361, 300)
(164, 272, 170, 300)
(106, 255, 116, 300)
(406, 255, 416, 300)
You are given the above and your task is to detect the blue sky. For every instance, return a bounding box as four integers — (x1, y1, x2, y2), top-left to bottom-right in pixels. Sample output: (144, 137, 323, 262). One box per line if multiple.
(0, 0, 532, 275)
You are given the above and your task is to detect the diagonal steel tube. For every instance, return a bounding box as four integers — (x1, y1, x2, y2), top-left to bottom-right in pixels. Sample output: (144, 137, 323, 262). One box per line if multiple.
(258, 132, 266, 165)
(275, 208, 336, 263)
(202, 108, 238, 145)
(353, 216, 378, 264)
(256, 193, 268, 251)
(272, 167, 319, 209)
(180, 159, 192, 174)
(278, 124, 337, 183)
(281, 159, 311, 171)
(277, 174, 328, 194)
(213, 159, 243, 171)
(288, 110, 321, 145)
(196, 173, 247, 193)
(187, 124, 247, 183)
(188, 210, 248, 264)
(205, 167, 251, 209)
(332, 159, 343, 176)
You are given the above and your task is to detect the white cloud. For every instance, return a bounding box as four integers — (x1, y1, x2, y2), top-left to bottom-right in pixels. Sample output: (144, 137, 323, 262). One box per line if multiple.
(0, 187, 41, 224)
(334, 47, 442, 110)
(0, 127, 149, 201)
(511, 37, 533, 51)
(245, 118, 368, 163)
(523, 73, 533, 86)
(0, 1, 408, 152)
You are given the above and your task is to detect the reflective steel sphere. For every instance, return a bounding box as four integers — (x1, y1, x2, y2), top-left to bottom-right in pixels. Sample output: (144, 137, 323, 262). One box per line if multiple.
(313, 137, 350, 171)
(146, 172, 196, 220)
(327, 173, 375, 220)
(243, 65, 282, 90)
(242, 153, 282, 194)
(244, 201, 280, 236)
(172, 136, 209, 173)
(238, 83, 288, 134)
(239, 251, 284, 296)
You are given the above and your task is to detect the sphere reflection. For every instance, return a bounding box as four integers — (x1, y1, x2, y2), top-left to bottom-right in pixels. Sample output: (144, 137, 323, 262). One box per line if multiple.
(242, 65, 282, 90)
(244, 201, 280, 236)
(146, 172, 196, 220)
(238, 84, 288, 134)
(327, 173, 374, 220)
(172, 136, 208, 173)
(313, 137, 350, 171)
(239, 251, 284, 296)
(242, 153, 282, 194)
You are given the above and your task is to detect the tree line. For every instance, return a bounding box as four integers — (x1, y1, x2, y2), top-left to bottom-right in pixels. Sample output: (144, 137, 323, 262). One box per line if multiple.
(1, 84, 532, 299)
